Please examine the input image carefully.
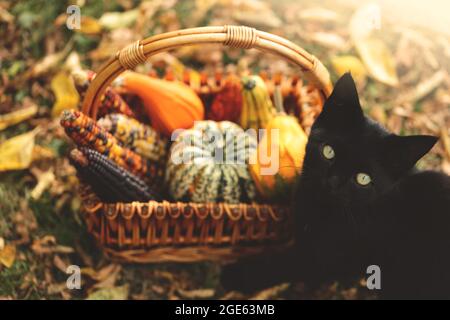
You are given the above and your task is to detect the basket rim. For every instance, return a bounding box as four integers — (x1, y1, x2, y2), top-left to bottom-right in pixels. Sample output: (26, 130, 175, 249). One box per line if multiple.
(81, 188, 291, 223)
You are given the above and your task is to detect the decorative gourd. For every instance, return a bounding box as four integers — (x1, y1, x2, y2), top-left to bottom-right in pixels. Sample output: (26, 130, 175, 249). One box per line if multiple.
(240, 75, 275, 131)
(116, 71, 204, 136)
(207, 75, 242, 122)
(249, 86, 308, 201)
(166, 120, 257, 203)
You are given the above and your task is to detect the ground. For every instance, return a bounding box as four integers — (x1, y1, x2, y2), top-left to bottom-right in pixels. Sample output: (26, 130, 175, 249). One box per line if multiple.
(0, 0, 449, 300)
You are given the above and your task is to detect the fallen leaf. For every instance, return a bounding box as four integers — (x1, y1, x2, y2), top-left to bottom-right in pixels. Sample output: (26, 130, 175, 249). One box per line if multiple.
(30, 41, 72, 77)
(50, 71, 80, 118)
(400, 70, 446, 103)
(99, 9, 139, 30)
(355, 38, 398, 86)
(31, 235, 74, 255)
(87, 285, 129, 300)
(78, 16, 102, 35)
(30, 168, 55, 200)
(0, 104, 38, 131)
(0, 244, 16, 268)
(349, 4, 398, 86)
(331, 56, 367, 83)
(177, 288, 215, 299)
(0, 127, 40, 171)
(250, 283, 290, 300)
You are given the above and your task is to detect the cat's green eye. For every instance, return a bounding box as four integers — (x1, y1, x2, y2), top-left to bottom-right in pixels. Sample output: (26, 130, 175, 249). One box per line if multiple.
(356, 173, 372, 186)
(322, 144, 335, 160)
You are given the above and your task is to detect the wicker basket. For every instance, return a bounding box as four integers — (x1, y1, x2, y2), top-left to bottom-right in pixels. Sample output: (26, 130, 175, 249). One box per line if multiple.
(79, 25, 332, 263)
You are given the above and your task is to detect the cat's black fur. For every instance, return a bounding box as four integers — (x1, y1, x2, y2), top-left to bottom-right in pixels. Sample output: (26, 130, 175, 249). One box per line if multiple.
(221, 73, 450, 299)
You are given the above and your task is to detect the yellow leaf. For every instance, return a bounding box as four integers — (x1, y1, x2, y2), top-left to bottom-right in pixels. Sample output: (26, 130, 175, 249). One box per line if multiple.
(51, 71, 80, 118)
(349, 4, 398, 86)
(0, 244, 16, 268)
(331, 56, 367, 83)
(355, 38, 398, 87)
(0, 128, 39, 171)
(86, 285, 129, 300)
(0, 104, 38, 131)
(99, 9, 139, 30)
(78, 16, 102, 35)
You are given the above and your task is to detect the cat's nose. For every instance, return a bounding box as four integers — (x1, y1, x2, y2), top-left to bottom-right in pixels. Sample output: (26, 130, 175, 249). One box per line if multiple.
(327, 175, 340, 189)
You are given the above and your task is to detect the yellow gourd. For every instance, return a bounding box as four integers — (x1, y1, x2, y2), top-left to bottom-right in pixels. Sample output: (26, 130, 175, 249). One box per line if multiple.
(249, 86, 308, 201)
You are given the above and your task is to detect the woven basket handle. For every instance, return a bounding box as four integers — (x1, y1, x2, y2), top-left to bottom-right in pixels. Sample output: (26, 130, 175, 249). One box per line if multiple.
(82, 25, 333, 119)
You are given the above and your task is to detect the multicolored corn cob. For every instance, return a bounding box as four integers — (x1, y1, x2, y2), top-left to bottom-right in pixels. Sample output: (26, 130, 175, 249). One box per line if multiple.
(70, 148, 161, 202)
(71, 70, 135, 118)
(98, 113, 168, 163)
(60, 110, 163, 183)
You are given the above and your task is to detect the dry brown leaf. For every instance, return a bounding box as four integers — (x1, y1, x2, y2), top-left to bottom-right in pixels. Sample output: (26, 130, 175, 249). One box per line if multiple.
(177, 288, 215, 299)
(30, 42, 72, 77)
(53, 255, 68, 273)
(0, 127, 40, 171)
(0, 104, 38, 131)
(31, 235, 74, 255)
(89, 264, 122, 291)
(0, 244, 16, 268)
(400, 71, 446, 103)
(249, 283, 290, 300)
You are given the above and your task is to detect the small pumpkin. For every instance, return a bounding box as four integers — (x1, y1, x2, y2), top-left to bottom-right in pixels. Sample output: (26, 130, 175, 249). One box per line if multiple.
(249, 87, 308, 201)
(207, 75, 242, 122)
(166, 120, 257, 203)
(116, 71, 204, 136)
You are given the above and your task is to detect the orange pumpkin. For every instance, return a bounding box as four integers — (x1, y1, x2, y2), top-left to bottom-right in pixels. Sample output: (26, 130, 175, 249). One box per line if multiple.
(117, 71, 204, 136)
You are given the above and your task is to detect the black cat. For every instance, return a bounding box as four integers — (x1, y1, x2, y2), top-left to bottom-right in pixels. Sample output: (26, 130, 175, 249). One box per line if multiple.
(294, 72, 450, 299)
(222, 73, 450, 299)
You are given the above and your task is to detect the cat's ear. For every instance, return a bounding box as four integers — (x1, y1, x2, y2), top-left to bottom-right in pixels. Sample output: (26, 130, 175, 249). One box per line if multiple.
(380, 135, 439, 175)
(316, 72, 364, 130)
